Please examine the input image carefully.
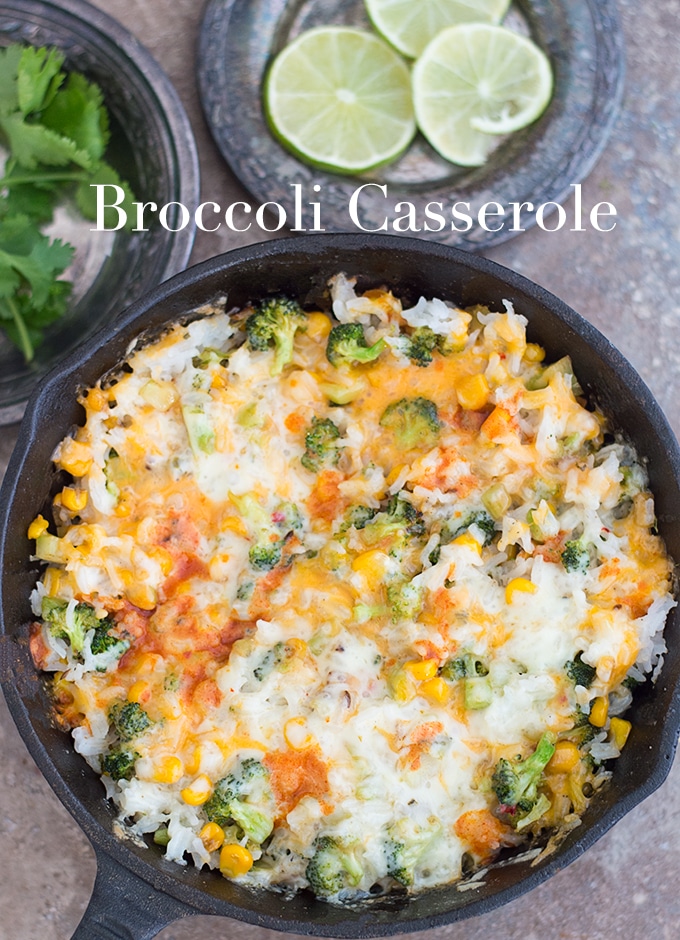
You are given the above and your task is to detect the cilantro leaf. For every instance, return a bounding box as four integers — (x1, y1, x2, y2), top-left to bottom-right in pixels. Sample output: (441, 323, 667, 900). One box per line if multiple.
(0, 213, 74, 307)
(0, 214, 74, 360)
(42, 72, 109, 163)
(0, 113, 93, 170)
(0, 279, 72, 361)
(0, 178, 59, 225)
(0, 45, 22, 115)
(17, 45, 65, 115)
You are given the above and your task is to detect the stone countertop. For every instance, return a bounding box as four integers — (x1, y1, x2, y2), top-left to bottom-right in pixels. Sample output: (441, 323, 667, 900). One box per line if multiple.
(1, 1, 679, 937)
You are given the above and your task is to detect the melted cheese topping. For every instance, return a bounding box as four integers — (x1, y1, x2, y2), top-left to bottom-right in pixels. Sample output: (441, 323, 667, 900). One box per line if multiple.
(29, 276, 674, 899)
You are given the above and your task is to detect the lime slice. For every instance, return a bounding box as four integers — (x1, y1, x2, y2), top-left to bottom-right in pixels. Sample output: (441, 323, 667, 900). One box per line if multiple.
(412, 23, 553, 166)
(365, 0, 511, 59)
(264, 27, 416, 174)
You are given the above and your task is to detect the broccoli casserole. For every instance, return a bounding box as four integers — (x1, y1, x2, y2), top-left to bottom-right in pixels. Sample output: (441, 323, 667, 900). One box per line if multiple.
(28, 275, 674, 899)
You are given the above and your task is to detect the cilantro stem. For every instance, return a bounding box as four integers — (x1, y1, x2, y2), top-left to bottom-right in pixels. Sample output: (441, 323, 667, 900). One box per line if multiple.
(2, 296, 34, 362)
(0, 171, 88, 187)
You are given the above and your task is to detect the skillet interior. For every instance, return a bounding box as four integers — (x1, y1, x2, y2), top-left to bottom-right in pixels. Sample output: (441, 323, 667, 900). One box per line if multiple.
(1, 234, 679, 937)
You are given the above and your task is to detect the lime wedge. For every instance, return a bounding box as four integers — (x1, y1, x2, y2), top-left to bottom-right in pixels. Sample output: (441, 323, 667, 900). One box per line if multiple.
(264, 27, 416, 174)
(412, 23, 553, 166)
(365, 0, 511, 59)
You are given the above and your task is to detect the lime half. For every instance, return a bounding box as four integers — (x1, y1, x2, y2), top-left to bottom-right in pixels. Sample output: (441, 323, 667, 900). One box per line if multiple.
(264, 27, 416, 174)
(412, 23, 553, 166)
(365, 0, 511, 59)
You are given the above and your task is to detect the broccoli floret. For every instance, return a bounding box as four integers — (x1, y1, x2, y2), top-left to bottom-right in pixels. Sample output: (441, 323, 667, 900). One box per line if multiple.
(439, 653, 492, 709)
(246, 500, 302, 571)
(434, 511, 497, 558)
(454, 510, 496, 546)
(228, 802, 274, 845)
(439, 653, 488, 681)
(405, 326, 439, 367)
(192, 347, 228, 369)
(491, 733, 555, 822)
(326, 323, 385, 367)
(384, 820, 440, 886)
(204, 758, 274, 845)
(90, 620, 121, 654)
(41, 597, 102, 656)
(305, 835, 363, 897)
(249, 542, 283, 570)
(566, 652, 597, 688)
(379, 397, 441, 450)
(245, 297, 307, 374)
(341, 504, 378, 531)
(384, 838, 428, 887)
(361, 493, 425, 558)
(568, 706, 599, 746)
(108, 702, 151, 741)
(384, 493, 426, 536)
(101, 747, 138, 781)
(386, 580, 424, 622)
(385, 840, 411, 887)
(253, 641, 295, 680)
(301, 416, 342, 472)
(561, 539, 591, 573)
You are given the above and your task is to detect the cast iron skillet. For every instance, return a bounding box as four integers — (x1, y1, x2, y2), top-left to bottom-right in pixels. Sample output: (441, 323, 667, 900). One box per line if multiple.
(1, 234, 679, 939)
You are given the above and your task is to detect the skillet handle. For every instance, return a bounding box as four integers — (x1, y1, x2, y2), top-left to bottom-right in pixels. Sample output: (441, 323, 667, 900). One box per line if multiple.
(71, 849, 199, 939)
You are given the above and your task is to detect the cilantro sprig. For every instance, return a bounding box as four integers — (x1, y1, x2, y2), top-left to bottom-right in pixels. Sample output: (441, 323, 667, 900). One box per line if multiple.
(0, 44, 136, 362)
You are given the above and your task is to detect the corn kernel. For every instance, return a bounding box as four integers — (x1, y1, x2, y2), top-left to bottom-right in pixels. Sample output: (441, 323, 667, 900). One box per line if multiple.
(219, 843, 253, 878)
(126, 583, 157, 611)
(200, 822, 225, 853)
(43, 567, 63, 596)
(351, 549, 390, 579)
(57, 439, 92, 477)
(403, 659, 439, 681)
(524, 343, 546, 363)
(211, 372, 229, 390)
(609, 717, 631, 750)
(306, 312, 332, 341)
(505, 578, 537, 604)
(127, 680, 150, 705)
(181, 774, 213, 806)
(153, 756, 184, 785)
(548, 740, 580, 773)
(184, 745, 202, 776)
(385, 464, 407, 487)
(113, 497, 132, 518)
(136, 652, 163, 674)
(456, 373, 490, 411)
(221, 515, 249, 538)
(61, 486, 88, 512)
(27, 515, 49, 540)
(420, 676, 450, 705)
(452, 532, 482, 554)
(589, 696, 608, 728)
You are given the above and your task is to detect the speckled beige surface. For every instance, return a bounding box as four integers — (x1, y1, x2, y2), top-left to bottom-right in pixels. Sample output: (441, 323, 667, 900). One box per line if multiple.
(1, 1, 680, 938)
